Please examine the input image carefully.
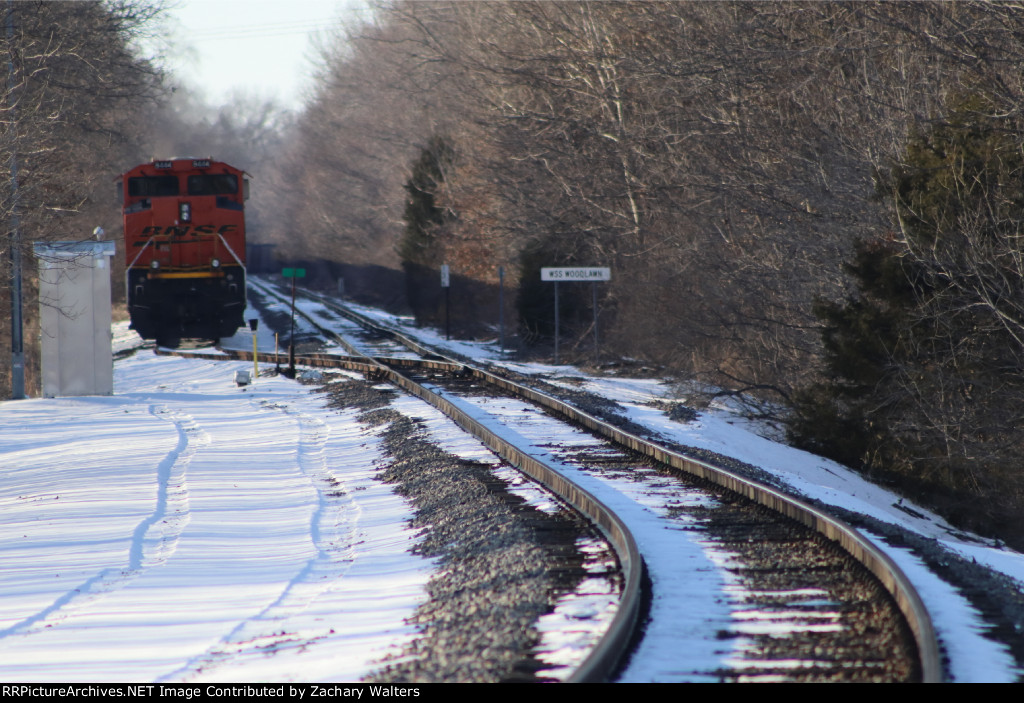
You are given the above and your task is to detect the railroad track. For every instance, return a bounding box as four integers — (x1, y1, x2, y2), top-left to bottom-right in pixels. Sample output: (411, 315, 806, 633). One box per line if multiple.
(165, 278, 942, 682)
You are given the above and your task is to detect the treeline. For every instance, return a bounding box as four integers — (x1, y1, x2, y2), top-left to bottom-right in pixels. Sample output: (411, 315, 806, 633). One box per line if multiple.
(0, 1, 163, 396)
(0, 1, 290, 397)
(265, 1, 1024, 545)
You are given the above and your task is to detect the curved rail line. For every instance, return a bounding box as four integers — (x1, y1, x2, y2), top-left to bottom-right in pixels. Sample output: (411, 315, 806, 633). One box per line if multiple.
(163, 280, 942, 682)
(163, 359, 640, 681)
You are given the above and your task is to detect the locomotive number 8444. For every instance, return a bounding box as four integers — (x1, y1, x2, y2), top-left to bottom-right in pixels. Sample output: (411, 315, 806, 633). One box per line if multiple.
(118, 158, 249, 347)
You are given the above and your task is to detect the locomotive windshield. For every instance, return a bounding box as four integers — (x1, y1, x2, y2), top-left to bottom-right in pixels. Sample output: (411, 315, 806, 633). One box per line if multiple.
(187, 174, 238, 196)
(128, 176, 179, 197)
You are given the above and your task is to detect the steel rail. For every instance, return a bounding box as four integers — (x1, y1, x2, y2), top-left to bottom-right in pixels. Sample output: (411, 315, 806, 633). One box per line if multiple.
(166, 292, 645, 682)
(163, 346, 645, 682)
(246, 279, 943, 683)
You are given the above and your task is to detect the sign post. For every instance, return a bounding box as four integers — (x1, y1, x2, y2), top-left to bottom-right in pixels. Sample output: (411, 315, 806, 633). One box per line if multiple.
(441, 264, 451, 340)
(540, 267, 611, 364)
(248, 318, 259, 382)
(498, 266, 505, 355)
(282, 267, 306, 377)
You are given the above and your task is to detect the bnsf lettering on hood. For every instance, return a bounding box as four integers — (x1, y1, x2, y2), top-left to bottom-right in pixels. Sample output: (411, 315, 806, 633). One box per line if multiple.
(139, 224, 238, 237)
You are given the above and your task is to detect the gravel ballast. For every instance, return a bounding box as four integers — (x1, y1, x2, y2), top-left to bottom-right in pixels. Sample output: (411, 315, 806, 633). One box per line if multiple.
(321, 375, 604, 682)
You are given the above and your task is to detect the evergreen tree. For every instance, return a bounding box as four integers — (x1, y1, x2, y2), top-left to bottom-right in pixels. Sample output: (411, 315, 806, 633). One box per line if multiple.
(790, 92, 1024, 539)
(399, 136, 454, 269)
(398, 136, 455, 324)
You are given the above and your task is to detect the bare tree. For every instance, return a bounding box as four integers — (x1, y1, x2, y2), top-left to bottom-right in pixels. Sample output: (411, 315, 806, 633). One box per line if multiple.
(275, 0, 1024, 395)
(0, 0, 167, 396)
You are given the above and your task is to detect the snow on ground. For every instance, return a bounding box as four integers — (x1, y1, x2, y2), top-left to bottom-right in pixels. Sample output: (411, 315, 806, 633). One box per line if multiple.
(342, 300, 1024, 683)
(6, 287, 1024, 682)
(0, 335, 432, 682)
(4, 316, 621, 682)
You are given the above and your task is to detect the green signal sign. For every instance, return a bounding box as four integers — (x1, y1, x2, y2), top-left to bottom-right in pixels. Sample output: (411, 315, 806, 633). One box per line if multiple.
(282, 267, 306, 278)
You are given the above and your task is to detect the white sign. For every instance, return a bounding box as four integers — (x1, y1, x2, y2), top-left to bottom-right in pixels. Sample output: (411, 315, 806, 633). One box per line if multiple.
(440, 264, 450, 288)
(541, 267, 611, 282)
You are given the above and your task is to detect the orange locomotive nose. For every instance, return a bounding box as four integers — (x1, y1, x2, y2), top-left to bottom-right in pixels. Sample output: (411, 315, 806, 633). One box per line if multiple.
(118, 158, 249, 346)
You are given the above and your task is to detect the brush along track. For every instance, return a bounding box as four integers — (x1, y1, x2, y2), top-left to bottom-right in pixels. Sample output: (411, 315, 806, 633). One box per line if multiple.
(168, 280, 940, 681)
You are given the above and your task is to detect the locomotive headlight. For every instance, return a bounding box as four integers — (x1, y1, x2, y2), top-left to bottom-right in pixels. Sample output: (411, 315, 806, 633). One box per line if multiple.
(180, 202, 191, 223)
(211, 258, 221, 268)
(150, 260, 160, 269)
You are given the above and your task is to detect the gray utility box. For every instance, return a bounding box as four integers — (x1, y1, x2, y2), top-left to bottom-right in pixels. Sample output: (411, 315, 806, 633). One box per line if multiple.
(34, 241, 116, 397)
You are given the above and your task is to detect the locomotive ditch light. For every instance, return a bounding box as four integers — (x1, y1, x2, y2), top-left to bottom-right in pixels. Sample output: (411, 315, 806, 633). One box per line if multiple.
(211, 258, 221, 268)
(180, 202, 191, 223)
(150, 260, 159, 269)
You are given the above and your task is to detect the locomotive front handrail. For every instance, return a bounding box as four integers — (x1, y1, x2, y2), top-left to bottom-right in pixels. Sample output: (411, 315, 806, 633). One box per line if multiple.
(125, 235, 158, 270)
(215, 232, 246, 271)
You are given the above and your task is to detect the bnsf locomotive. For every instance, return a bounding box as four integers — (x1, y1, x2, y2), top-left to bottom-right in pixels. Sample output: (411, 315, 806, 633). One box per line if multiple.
(118, 158, 249, 347)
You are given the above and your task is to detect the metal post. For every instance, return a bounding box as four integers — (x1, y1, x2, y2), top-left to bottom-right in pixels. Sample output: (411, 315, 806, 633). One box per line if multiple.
(288, 275, 296, 377)
(554, 280, 560, 365)
(440, 264, 451, 340)
(250, 321, 260, 382)
(592, 280, 599, 360)
(498, 266, 505, 355)
(7, 2, 23, 399)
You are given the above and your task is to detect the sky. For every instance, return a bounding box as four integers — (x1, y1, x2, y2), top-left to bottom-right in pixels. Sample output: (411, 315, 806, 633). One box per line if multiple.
(153, 0, 371, 110)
